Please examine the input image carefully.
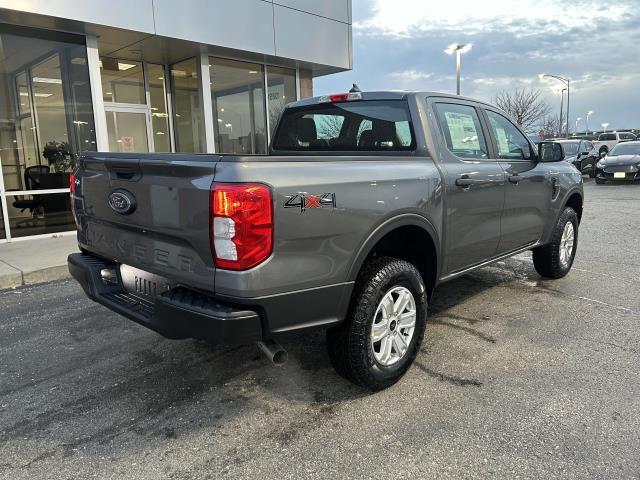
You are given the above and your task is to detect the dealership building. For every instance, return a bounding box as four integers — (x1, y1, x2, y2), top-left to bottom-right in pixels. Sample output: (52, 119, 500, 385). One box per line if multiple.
(0, 0, 352, 241)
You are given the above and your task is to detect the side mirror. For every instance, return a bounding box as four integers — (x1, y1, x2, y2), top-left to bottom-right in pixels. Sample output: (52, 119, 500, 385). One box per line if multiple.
(538, 141, 565, 162)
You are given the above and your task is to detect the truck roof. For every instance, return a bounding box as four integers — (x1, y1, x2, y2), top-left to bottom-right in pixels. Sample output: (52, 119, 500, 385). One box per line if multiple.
(289, 90, 496, 109)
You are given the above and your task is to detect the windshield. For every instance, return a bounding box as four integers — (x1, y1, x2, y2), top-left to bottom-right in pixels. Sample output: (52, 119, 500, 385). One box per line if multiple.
(609, 143, 640, 156)
(560, 142, 580, 155)
(272, 100, 416, 152)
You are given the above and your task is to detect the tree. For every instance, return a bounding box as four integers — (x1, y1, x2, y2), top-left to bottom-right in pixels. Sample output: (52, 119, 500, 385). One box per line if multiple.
(540, 114, 564, 139)
(493, 88, 552, 132)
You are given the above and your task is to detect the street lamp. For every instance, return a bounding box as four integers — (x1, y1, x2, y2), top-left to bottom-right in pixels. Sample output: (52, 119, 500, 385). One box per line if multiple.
(602, 122, 609, 133)
(540, 73, 570, 138)
(575, 117, 581, 134)
(586, 110, 593, 134)
(445, 43, 472, 95)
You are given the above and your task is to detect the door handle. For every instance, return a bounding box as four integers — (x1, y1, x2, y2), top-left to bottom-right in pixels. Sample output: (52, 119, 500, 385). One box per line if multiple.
(508, 174, 523, 184)
(455, 176, 485, 187)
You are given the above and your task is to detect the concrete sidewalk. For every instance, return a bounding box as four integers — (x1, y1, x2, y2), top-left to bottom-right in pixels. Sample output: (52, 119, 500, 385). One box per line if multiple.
(0, 235, 78, 289)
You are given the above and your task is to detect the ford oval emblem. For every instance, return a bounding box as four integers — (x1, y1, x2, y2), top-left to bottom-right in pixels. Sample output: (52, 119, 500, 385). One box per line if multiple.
(108, 189, 137, 215)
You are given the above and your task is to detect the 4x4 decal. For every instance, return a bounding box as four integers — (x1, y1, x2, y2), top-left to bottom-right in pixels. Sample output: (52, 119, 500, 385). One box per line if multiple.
(284, 193, 336, 212)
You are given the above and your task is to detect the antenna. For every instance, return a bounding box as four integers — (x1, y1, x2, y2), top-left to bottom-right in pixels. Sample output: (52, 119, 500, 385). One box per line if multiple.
(349, 83, 361, 93)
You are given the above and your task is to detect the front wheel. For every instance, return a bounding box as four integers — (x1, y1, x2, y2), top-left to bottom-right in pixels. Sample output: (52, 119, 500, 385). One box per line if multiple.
(326, 257, 428, 390)
(532, 207, 578, 279)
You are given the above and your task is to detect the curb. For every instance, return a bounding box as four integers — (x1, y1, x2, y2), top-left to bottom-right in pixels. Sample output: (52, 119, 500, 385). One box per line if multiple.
(0, 265, 71, 291)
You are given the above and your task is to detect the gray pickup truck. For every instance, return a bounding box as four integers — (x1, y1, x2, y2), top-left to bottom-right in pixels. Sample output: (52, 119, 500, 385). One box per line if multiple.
(68, 90, 583, 390)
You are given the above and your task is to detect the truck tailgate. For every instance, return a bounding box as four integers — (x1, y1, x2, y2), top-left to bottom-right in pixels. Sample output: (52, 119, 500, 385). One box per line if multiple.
(74, 153, 218, 293)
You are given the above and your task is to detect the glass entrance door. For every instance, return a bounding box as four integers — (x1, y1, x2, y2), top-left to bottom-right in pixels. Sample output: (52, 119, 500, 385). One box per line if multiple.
(100, 59, 171, 153)
(105, 106, 151, 153)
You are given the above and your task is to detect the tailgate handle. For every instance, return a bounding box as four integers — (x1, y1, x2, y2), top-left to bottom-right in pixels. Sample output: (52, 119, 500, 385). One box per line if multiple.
(112, 167, 137, 181)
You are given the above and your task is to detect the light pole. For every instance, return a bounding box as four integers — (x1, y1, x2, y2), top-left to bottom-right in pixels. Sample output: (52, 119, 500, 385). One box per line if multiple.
(540, 73, 570, 138)
(602, 122, 609, 133)
(575, 117, 581, 135)
(445, 43, 472, 95)
(558, 88, 566, 137)
(586, 110, 593, 134)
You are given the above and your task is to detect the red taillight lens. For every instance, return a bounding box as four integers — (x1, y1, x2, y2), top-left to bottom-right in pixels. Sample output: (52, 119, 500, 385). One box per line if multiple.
(210, 183, 273, 270)
(69, 173, 76, 194)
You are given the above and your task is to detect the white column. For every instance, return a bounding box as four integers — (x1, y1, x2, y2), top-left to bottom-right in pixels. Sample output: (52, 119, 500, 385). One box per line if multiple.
(85, 35, 109, 151)
(0, 166, 11, 242)
(199, 53, 216, 153)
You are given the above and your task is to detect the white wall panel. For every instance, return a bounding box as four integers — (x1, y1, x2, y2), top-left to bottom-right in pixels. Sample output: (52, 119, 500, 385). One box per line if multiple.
(274, 5, 350, 68)
(153, 0, 276, 55)
(0, 0, 155, 33)
(274, 0, 350, 23)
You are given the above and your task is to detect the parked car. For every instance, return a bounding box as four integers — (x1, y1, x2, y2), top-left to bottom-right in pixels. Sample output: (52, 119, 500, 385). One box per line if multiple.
(552, 139, 598, 177)
(594, 140, 640, 184)
(591, 131, 637, 157)
(68, 90, 584, 390)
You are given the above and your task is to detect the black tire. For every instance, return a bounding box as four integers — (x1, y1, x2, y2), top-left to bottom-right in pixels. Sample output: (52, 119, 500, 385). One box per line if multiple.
(595, 176, 605, 184)
(599, 146, 608, 157)
(326, 257, 428, 391)
(532, 207, 579, 279)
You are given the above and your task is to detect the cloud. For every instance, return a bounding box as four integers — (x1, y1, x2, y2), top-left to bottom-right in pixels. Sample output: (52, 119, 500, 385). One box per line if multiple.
(388, 70, 433, 82)
(355, 0, 631, 38)
(316, 0, 640, 129)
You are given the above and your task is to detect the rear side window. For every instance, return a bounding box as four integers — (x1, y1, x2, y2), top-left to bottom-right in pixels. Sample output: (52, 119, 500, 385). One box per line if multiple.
(619, 133, 636, 141)
(434, 103, 488, 159)
(272, 100, 416, 152)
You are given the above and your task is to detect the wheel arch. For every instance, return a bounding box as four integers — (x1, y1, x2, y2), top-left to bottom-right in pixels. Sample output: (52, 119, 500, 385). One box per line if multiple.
(347, 214, 441, 300)
(564, 189, 584, 223)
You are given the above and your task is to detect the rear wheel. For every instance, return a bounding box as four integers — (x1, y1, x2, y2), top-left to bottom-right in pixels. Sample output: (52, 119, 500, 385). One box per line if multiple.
(599, 146, 608, 157)
(532, 207, 578, 279)
(595, 176, 605, 184)
(326, 257, 427, 390)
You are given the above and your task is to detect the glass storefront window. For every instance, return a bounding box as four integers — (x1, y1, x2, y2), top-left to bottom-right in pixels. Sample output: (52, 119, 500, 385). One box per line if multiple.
(0, 25, 95, 239)
(210, 57, 267, 154)
(267, 66, 297, 136)
(4, 192, 74, 238)
(148, 64, 171, 152)
(100, 58, 145, 104)
(32, 54, 71, 170)
(171, 58, 204, 153)
(106, 111, 149, 152)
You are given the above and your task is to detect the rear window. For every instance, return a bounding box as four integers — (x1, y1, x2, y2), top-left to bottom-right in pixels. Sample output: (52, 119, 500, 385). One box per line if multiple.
(272, 100, 416, 152)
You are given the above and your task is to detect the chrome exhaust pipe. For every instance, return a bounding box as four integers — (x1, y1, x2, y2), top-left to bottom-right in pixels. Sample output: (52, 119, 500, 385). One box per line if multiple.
(257, 340, 288, 366)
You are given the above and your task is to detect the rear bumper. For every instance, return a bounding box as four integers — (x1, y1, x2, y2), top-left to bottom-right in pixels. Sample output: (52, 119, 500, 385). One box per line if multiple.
(69, 252, 353, 343)
(68, 253, 262, 344)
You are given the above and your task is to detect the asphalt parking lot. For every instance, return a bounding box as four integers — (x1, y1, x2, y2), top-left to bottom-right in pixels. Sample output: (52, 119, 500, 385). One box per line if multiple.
(1, 179, 639, 479)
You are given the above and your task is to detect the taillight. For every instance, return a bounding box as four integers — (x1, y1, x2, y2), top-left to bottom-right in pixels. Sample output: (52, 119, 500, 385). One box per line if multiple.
(69, 173, 76, 194)
(210, 183, 273, 270)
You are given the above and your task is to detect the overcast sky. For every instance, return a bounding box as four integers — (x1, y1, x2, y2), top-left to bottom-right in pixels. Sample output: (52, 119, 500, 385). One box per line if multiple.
(314, 0, 640, 132)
